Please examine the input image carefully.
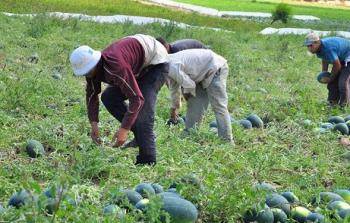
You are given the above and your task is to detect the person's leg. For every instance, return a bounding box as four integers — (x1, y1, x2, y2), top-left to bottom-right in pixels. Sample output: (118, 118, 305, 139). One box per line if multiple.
(185, 85, 209, 130)
(101, 85, 128, 123)
(338, 64, 350, 106)
(132, 63, 167, 165)
(327, 75, 340, 105)
(206, 64, 233, 142)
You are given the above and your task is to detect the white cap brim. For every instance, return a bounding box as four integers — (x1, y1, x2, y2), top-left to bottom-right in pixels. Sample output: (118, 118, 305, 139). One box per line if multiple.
(73, 50, 101, 76)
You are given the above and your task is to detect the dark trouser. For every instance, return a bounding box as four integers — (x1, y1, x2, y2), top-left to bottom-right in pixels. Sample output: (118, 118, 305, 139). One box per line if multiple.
(327, 62, 350, 106)
(101, 63, 167, 164)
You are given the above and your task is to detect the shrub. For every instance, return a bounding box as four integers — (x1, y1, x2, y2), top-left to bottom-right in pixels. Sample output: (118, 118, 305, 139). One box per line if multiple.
(271, 3, 291, 24)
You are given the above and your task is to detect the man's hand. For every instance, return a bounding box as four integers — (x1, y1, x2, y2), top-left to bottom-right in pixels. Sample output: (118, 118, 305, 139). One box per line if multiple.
(183, 93, 192, 101)
(112, 128, 129, 147)
(90, 122, 101, 145)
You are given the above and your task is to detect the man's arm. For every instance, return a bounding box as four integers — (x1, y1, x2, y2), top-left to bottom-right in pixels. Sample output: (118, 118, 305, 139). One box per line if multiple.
(329, 59, 342, 83)
(322, 59, 329, 72)
(168, 78, 181, 121)
(86, 77, 102, 144)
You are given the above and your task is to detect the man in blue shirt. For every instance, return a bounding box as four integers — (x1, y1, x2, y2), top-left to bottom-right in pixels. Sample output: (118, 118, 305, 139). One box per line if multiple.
(304, 33, 350, 106)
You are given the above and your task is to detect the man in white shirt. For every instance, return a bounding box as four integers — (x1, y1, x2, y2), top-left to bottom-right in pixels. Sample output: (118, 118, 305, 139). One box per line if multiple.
(167, 49, 233, 142)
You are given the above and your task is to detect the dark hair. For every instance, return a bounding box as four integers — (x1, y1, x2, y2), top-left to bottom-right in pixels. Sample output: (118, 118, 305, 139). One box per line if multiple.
(156, 37, 168, 46)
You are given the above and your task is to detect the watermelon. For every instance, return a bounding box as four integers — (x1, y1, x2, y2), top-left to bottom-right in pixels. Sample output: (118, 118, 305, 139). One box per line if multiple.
(158, 192, 182, 199)
(338, 208, 350, 219)
(253, 182, 277, 193)
(334, 189, 350, 203)
(344, 115, 350, 122)
(114, 189, 142, 206)
(320, 122, 333, 129)
(327, 200, 350, 211)
(209, 120, 217, 128)
(280, 191, 299, 204)
(103, 204, 124, 219)
(306, 212, 325, 223)
(328, 116, 345, 124)
(266, 194, 290, 216)
(166, 188, 177, 193)
(135, 199, 149, 211)
(151, 183, 164, 194)
(8, 190, 31, 208)
(161, 197, 198, 223)
(333, 123, 349, 135)
(291, 206, 311, 223)
(246, 114, 264, 128)
(316, 71, 331, 84)
(312, 192, 345, 205)
(135, 183, 155, 198)
(26, 139, 45, 158)
(239, 119, 253, 129)
(271, 208, 287, 223)
(256, 207, 274, 223)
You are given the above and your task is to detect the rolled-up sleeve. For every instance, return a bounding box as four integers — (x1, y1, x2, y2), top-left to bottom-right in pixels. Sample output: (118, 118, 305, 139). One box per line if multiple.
(86, 77, 102, 123)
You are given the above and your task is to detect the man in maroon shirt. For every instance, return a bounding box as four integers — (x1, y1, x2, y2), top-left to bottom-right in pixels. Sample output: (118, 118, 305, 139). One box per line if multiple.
(70, 34, 169, 165)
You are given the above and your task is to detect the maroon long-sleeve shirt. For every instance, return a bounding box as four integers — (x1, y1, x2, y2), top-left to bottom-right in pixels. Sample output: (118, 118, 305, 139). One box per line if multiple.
(86, 38, 145, 130)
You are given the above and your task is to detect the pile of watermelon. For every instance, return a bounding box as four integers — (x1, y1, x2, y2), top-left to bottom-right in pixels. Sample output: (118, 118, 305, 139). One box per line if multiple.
(243, 182, 350, 222)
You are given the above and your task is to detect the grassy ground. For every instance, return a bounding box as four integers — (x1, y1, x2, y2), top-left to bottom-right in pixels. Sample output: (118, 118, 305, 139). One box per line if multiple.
(174, 0, 350, 21)
(0, 0, 349, 223)
(0, 0, 349, 32)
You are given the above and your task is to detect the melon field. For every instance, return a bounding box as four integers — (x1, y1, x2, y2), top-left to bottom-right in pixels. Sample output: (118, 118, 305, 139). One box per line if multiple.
(0, 0, 349, 222)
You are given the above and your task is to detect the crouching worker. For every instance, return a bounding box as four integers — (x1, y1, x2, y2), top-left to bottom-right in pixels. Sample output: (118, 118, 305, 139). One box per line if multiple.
(304, 33, 350, 106)
(69, 34, 169, 165)
(167, 48, 233, 143)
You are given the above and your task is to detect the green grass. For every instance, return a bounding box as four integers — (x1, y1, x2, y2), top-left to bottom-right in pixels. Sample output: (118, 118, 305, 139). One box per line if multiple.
(174, 0, 350, 21)
(0, 0, 349, 32)
(0, 1, 350, 222)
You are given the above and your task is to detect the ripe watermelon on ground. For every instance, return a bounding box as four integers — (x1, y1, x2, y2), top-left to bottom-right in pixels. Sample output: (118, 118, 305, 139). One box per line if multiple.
(246, 114, 264, 128)
(280, 191, 299, 204)
(151, 183, 164, 194)
(320, 122, 333, 129)
(135, 199, 149, 211)
(333, 123, 349, 135)
(25, 139, 45, 158)
(103, 204, 125, 219)
(256, 207, 274, 223)
(266, 193, 291, 216)
(114, 189, 143, 206)
(253, 182, 277, 193)
(312, 192, 345, 205)
(134, 183, 156, 198)
(334, 189, 350, 203)
(328, 116, 345, 124)
(338, 208, 350, 219)
(291, 206, 311, 223)
(239, 119, 253, 129)
(306, 212, 325, 223)
(271, 208, 287, 223)
(327, 200, 350, 211)
(161, 197, 198, 223)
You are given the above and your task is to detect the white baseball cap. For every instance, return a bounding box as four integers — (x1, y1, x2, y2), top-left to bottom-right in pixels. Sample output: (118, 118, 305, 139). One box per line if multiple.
(304, 33, 320, 46)
(70, 45, 101, 76)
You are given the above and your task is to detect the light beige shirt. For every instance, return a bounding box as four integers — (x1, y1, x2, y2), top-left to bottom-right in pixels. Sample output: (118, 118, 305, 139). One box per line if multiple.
(168, 49, 227, 109)
(130, 34, 169, 69)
